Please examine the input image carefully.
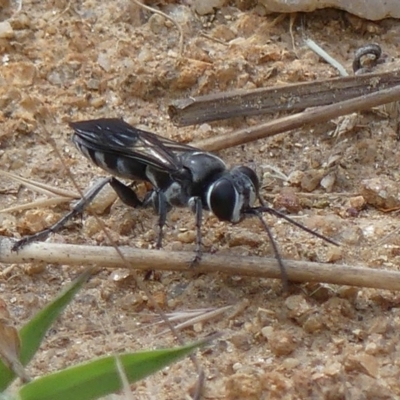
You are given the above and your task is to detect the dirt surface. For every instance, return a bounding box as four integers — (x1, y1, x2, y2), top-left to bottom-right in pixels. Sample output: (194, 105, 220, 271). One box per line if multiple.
(2, 1, 400, 399)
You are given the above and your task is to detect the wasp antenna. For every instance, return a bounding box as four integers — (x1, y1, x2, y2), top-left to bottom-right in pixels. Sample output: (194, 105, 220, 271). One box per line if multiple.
(256, 206, 339, 247)
(252, 209, 289, 291)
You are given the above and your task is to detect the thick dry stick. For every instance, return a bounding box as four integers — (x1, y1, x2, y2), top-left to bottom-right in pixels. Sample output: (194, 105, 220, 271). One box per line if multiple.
(169, 70, 400, 126)
(193, 84, 400, 152)
(2, 237, 399, 291)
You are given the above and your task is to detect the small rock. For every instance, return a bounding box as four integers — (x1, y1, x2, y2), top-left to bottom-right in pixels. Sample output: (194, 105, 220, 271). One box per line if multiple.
(337, 286, 359, 301)
(305, 283, 333, 301)
(194, 0, 228, 15)
(360, 177, 400, 209)
(273, 188, 302, 213)
(365, 342, 378, 355)
(320, 172, 336, 192)
(225, 369, 263, 400)
(281, 357, 300, 369)
(0, 21, 13, 39)
(300, 169, 325, 192)
(177, 230, 196, 244)
(97, 52, 111, 72)
(344, 353, 379, 378)
(284, 295, 312, 319)
(90, 97, 106, 108)
(82, 216, 101, 237)
(211, 25, 236, 42)
(18, 209, 59, 234)
(345, 207, 360, 217)
(230, 333, 252, 351)
(193, 322, 203, 333)
(2, 62, 36, 87)
(267, 329, 296, 356)
(287, 170, 304, 186)
(86, 78, 100, 90)
(325, 246, 342, 263)
(148, 13, 166, 34)
(110, 268, 131, 282)
(116, 293, 144, 311)
(303, 214, 341, 238)
(367, 316, 390, 335)
(228, 230, 263, 248)
(302, 313, 324, 333)
(261, 326, 273, 340)
(338, 226, 364, 245)
(349, 195, 366, 210)
(10, 13, 30, 30)
(364, 333, 391, 356)
(88, 181, 118, 214)
(324, 361, 342, 376)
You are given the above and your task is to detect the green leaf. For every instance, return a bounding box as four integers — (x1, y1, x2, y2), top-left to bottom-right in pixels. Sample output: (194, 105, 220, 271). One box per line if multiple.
(18, 339, 209, 400)
(0, 269, 91, 391)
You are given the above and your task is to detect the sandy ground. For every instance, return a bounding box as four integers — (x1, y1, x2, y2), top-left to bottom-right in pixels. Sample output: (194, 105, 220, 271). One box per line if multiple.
(1, 1, 400, 399)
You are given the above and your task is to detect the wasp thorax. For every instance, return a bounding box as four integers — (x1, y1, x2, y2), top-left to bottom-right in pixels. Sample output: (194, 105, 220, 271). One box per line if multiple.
(180, 152, 226, 183)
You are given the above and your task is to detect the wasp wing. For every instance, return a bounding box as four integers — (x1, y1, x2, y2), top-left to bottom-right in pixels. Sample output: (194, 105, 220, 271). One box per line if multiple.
(70, 118, 198, 174)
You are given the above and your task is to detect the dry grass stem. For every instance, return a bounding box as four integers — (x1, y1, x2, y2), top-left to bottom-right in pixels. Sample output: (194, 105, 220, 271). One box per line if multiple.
(305, 38, 349, 76)
(157, 306, 233, 336)
(2, 237, 400, 291)
(169, 70, 400, 126)
(0, 197, 73, 214)
(0, 169, 79, 199)
(194, 84, 400, 152)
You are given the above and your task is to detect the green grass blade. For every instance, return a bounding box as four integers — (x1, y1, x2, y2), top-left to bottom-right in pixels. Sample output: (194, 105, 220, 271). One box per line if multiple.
(0, 269, 91, 390)
(19, 338, 211, 400)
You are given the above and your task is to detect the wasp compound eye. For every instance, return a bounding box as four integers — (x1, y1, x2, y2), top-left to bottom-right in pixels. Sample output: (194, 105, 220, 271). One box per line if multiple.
(232, 166, 259, 193)
(207, 178, 237, 222)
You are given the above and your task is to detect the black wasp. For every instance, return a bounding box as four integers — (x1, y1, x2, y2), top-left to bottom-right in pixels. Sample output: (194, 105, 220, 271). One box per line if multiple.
(13, 118, 337, 287)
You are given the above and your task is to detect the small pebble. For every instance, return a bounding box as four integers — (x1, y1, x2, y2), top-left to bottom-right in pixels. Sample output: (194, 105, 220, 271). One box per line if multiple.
(344, 353, 379, 378)
(0, 21, 14, 38)
(273, 188, 302, 213)
(230, 333, 252, 351)
(360, 177, 400, 209)
(265, 329, 296, 356)
(194, 0, 228, 15)
(300, 169, 325, 192)
(349, 195, 366, 210)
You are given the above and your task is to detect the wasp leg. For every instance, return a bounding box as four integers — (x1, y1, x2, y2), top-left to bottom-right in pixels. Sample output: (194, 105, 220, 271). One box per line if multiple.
(109, 178, 143, 208)
(148, 190, 168, 249)
(12, 177, 112, 252)
(111, 179, 169, 247)
(249, 208, 289, 291)
(190, 196, 203, 267)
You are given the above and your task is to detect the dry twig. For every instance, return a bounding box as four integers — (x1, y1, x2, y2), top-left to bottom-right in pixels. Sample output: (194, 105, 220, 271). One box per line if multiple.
(193, 84, 400, 152)
(169, 70, 400, 126)
(2, 237, 400, 291)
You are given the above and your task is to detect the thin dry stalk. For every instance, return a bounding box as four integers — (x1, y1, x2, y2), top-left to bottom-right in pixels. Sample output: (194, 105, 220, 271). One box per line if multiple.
(169, 71, 400, 126)
(1, 197, 73, 214)
(2, 237, 400, 291)
(305, 39, 349, 76)
(0, 169, 79, 198)
(193, 84, 400, 152)
(157, 306, 233, 336)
